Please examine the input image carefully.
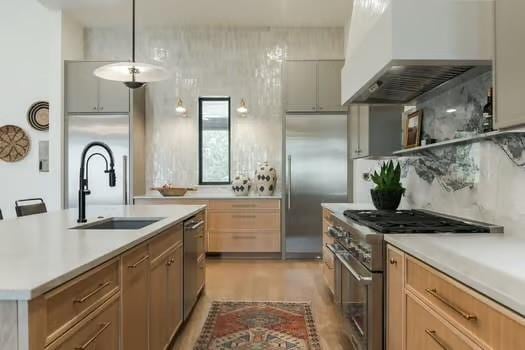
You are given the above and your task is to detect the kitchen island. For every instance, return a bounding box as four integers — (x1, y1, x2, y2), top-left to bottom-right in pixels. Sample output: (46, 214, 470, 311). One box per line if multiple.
(0, 204, 206, 350)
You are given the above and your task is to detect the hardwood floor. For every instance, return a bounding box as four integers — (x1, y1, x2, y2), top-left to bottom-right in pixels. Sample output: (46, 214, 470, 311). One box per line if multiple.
(171, 259, 352, 350)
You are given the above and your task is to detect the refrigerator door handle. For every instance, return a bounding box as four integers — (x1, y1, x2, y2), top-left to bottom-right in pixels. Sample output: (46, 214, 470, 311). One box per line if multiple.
(287, 155, 292, 210)
(123, 155, 128, 205)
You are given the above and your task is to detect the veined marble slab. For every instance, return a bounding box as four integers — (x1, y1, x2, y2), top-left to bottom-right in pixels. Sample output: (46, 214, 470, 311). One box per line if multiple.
(385, 234, 525, 317)
(0, 205, 204, 301)
(321, 202, 374, 214)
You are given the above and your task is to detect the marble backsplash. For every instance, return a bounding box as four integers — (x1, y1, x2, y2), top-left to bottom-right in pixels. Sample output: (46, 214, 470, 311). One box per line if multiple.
(84, 26, 344, 191)
(396, 71, 525, 236)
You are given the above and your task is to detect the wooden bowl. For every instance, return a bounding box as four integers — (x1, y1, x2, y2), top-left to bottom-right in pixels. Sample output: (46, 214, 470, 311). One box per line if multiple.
(151, 187, 196, 197)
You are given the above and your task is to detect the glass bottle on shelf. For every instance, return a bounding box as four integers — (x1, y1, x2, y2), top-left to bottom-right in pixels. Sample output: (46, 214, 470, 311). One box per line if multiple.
(482, 88, 493, 133)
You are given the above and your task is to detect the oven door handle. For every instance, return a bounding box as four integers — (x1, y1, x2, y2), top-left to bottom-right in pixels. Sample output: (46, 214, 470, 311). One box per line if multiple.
(335, 252, 372, 285)
(327, 226, 342, 238)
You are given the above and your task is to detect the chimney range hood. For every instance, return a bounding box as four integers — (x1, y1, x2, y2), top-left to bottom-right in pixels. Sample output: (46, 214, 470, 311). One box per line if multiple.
(341, 0, 494, 105)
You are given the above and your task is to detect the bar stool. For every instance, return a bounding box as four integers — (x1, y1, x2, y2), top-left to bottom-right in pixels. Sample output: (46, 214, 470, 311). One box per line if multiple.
(15, 198, 47, 217)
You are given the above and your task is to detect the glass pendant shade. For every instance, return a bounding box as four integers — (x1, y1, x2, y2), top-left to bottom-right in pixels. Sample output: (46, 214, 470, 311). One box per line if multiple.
(175, 98, 187, 114)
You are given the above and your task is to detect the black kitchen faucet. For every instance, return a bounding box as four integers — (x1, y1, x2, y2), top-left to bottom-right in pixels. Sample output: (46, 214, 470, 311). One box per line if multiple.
(78, 141, 116, 223)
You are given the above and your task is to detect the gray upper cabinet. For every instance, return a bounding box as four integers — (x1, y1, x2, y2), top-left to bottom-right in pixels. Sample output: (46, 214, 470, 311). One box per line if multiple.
(285, 61, 318, 112)
(66, 61, 129, 114)
(349, 105, 402, 159)
(494, 0, 525, 129)
(285, 60, 346, 113)
(317, 61, 346, 112)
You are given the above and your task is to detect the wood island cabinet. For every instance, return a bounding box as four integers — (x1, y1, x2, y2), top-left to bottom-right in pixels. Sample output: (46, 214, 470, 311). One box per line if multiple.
(121, 243, 150, 350)
(386, 244, 525, 350)
(321, 208, 335, 296)
(26, 211, 204, 350)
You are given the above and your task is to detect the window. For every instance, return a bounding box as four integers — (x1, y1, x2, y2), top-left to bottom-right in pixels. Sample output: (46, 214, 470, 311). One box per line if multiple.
(199, 97, 231, 184)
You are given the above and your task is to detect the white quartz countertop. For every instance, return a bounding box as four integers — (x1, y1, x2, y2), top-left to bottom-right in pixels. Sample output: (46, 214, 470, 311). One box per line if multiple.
(321, 202, 374, 214)
(0, 205, 205, 301)
(385, 234, 525, 317)
(135, 192, 281, 200)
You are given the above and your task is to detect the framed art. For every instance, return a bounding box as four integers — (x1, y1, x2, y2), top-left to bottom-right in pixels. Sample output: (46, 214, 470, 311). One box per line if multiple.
(403, 110, 422, 148)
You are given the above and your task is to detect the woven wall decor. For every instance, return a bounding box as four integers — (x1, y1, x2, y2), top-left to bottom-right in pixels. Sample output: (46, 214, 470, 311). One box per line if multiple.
(0, 125, 31, 162)
(27, 101, 49, 131)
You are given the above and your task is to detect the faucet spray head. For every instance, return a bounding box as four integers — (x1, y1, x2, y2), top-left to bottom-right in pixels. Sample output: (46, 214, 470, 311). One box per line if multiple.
(107, 168, 116, 187)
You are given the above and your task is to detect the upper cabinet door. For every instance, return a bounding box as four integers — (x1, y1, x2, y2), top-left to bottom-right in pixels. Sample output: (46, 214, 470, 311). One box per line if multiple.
(317, 60, 346, 112)
(66, 62, 100, 113)
(495, 0, 525, 129)
(98, 76, 130, 113)
(285, 61, 318, 112)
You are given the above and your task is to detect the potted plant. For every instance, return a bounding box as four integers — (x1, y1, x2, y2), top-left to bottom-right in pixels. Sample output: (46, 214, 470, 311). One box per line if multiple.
(370, 160, 405, 210)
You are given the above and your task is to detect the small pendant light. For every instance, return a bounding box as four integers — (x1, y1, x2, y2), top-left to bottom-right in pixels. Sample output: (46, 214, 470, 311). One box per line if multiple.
(94, 0, 168, 89)
(237, 99, 248, 115)
(175, 98, 187, 115)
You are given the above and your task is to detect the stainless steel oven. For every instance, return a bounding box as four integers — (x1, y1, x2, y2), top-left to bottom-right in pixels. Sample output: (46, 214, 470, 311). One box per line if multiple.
(328, 242, 383, 350)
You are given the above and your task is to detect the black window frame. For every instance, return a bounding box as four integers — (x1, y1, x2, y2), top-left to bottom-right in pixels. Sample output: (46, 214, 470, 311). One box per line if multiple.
(198, 97, 232, 185)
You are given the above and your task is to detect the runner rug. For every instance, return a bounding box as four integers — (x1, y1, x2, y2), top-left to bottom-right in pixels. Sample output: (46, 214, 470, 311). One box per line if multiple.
(194, 301, 321, 350)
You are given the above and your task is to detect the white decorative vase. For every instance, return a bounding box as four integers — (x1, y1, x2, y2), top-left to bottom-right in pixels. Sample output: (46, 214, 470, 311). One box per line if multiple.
(232, 174, 251, 196)
(255, 162, 277, 196)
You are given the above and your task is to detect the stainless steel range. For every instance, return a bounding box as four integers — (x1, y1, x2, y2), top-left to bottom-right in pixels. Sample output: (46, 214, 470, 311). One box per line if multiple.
(326, 209, 503, 350)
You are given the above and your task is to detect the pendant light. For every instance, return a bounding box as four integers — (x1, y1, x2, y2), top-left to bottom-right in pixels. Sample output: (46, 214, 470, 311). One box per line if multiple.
(237, 98, 248, 115)
(94, 0, 168, 89)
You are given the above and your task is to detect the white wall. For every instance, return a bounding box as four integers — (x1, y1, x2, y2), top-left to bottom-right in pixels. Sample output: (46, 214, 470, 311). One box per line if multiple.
(0, 2, 84, 219)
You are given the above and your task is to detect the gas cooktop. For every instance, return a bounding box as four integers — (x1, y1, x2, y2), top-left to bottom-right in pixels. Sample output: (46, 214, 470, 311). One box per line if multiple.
(343, 210, 492, 234)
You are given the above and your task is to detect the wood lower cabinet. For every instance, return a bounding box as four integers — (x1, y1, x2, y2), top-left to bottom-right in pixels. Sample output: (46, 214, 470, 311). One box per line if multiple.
(386, 245, 405, 350)
(150, 242, 184, 350)
(387, 243, 525, 350)
(322, 208, 335, 295)
(121, 243, 150, 350)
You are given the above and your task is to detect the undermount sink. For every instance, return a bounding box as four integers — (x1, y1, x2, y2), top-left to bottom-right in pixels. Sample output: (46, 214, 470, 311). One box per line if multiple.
(72, 217, 165, 230)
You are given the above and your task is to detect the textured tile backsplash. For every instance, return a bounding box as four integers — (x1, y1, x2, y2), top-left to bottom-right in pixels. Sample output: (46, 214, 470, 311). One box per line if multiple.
(84, 26, 344, 191)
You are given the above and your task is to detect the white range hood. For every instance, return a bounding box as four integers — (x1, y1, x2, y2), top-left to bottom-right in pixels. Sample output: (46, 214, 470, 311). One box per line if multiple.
(341, 0, 494, 105)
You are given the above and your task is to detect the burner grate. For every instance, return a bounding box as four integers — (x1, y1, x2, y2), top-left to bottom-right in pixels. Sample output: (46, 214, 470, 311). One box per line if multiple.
(343, 210, 490, 234)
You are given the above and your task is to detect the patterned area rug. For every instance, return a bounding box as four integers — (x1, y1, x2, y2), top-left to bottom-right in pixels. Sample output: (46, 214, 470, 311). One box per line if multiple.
(194, 301, 321, 350)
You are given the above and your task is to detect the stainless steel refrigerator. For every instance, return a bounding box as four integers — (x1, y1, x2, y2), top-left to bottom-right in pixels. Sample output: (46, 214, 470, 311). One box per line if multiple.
(65, 90, 146, 209)
(285, 114, 348, 259)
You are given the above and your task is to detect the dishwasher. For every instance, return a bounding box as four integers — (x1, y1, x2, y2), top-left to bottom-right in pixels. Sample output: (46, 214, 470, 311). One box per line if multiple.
(183, 214, 205, 320)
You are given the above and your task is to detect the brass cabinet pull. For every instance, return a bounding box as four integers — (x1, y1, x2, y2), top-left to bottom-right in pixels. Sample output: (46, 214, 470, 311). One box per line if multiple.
(232, 235, 257, 240)
(166, 257, 176, 266)
(425, 329, 449, 350)
(232, 215, 257, 219)
(73, 282, 111, 304)
(127, 255, 150, 269)
(389, 258, 397, 265)
(231, 204, 256, 208)
(74, 322, 111, 349)
(425, 288, 477, 321)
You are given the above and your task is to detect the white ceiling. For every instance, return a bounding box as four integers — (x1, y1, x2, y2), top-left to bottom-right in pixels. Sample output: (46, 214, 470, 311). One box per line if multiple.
(41, 0, 352, 28)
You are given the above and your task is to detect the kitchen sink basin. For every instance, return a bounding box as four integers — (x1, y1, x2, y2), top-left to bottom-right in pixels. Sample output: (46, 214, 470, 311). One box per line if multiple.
(72, 217, 165, 230)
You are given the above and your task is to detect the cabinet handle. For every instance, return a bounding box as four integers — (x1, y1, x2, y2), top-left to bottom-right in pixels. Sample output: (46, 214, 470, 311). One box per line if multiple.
(232, 235, 257, 240)
(191, 221, 205, 230)
(232, 204, 256, 208)
(92, 107, 97, 111)
(74, 322, 111, 350)
(73, 282, 111, 304)
(389, 258, 397, 265)
(425, 288, 477, 321)
(127, 255, 149, 269)
(232, 215, 256, 219)
(166, 257, 176, 266)
(425, 329, 449, 350)
(196, 234, 204, 239)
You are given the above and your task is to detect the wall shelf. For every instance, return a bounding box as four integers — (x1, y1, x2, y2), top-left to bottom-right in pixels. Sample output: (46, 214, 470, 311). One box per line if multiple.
(393, 129, 525, 156)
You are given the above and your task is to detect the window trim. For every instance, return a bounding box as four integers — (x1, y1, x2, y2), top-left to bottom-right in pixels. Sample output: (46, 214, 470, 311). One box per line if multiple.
(198, 97, 232, 185)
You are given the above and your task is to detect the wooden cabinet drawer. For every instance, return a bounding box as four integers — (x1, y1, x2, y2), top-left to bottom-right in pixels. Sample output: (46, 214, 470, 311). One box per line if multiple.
(197, 254, 206, 294)
(43, 259, 120, 344)
(208, 231, 280, 253)
(149, 223, 183, 260)
(387, 245, 405, 350)
(322, 245, 334, 269)
(406, 293, 481, 350)
(406, 256, 525, 349)
(208, 199, 280, 211)
(322, 262, 335, 296)
(46, 294, 120, 350)
(208, 212, 280, 231)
